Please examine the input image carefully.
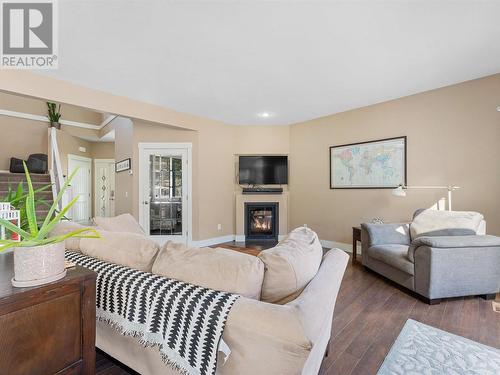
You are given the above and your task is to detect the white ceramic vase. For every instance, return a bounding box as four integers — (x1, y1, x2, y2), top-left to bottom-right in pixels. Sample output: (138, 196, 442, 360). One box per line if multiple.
(12, 242, 66, 287)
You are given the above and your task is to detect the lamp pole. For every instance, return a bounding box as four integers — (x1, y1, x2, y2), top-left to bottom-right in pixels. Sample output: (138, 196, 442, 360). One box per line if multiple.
(392, 185, 460, 211)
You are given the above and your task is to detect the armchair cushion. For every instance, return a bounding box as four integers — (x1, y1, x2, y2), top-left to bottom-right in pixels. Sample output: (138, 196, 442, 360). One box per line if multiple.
(410, 209, 484, 240)
(368, 244, 414, 275)
(361, 223, 410, 247)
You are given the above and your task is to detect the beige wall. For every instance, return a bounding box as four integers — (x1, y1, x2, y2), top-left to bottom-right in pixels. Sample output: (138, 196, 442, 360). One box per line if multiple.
(0, 90, 114, 218)
(0, 120, 48, 170)
(2, 71, 498, 244)
(57, 127, 92, 176)
(289, 74, 500, 243)
(112, 117, 134, 215)
(121, 121, 290, 241)
(90, 142, 115, 160)
(0, 92, 101, 173)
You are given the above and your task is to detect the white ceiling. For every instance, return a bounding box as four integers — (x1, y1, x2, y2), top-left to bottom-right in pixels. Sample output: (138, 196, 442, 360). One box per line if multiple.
(42, 0, 500, 125)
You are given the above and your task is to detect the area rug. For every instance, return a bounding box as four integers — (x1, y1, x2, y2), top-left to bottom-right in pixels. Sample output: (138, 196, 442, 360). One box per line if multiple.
(377, 319, 500, 375)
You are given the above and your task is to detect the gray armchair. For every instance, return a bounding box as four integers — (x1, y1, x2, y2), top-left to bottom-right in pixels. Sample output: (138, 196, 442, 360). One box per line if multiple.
(361, 210, 500, 304)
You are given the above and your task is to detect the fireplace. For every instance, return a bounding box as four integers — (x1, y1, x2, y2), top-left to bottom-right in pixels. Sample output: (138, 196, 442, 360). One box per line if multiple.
(244, 202, 279, 241)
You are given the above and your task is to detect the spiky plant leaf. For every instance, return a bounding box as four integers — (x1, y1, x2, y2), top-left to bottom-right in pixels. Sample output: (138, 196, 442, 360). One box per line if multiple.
(39, 167, 78, 231)
(0, 218, 30, 239)
(0, 166, 99, 253)
(22, 162, 38, 236)
(35, 195, 79, 240)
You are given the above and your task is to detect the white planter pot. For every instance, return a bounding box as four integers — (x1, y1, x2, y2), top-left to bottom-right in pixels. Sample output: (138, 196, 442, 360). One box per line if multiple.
(12, 242, 66, 287)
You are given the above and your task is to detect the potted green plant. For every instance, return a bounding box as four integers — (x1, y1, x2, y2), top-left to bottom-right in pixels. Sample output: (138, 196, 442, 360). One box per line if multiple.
(0, 163, 99, 287)
(1, 179, 53, 231)
(47, 102, 62, 129)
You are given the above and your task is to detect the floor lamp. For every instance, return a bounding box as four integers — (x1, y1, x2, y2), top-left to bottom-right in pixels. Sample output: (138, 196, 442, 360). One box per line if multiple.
(391, 185, 460, 211)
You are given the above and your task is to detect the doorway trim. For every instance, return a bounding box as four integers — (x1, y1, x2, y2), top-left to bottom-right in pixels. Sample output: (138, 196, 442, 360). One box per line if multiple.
(67, 154, 92, 223)
(138, 142, 193, 245)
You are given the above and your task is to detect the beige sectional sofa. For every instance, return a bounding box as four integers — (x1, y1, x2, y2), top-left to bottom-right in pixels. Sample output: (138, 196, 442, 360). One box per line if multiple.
(53, 217, 349, 375)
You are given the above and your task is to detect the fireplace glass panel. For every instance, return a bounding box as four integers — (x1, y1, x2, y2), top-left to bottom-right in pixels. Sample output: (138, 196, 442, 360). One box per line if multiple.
(245, 202, 278, 241)
(249, 208, 274, 236)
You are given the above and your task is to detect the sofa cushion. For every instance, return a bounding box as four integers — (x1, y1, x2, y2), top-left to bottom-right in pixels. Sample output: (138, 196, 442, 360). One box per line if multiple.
(410, 209, 484, 240)
(93, 213, 145, 235)
(152, 241, 265, 300)
(49, 220, 90, 252)
(79, 230, 159, 272)
(368, 244, 414, 275)
(258, 227, 323, 304)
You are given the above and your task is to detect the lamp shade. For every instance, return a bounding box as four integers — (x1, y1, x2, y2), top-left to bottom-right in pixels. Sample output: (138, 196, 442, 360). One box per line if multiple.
(391, 185, 407, 197)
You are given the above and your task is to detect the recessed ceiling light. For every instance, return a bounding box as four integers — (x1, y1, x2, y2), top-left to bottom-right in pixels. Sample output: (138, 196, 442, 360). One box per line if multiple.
(497, 106, 500, 112)
(257, 112, 273, 118)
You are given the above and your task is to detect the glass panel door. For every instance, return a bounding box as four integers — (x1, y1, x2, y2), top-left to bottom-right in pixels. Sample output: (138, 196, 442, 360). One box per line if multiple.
(140, 145, 189, 244)
(148, 154, 183, 236)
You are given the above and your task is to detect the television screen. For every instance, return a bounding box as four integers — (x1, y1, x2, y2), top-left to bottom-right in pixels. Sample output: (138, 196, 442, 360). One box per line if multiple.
(239, 156, 288, 185)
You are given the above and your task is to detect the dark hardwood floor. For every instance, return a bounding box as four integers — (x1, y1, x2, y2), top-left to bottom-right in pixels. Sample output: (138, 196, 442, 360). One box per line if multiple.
(96, 253, 500, 375)
(319, 260, 500, 375)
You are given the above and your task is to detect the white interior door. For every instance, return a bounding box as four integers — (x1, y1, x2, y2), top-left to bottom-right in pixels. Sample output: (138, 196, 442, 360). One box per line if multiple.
(94, 159, 116, 217)
(139, 143, 192, 245)
(68, 155, 92, 223)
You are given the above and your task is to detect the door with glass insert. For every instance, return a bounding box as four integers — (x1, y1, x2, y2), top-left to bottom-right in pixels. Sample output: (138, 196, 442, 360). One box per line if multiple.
(140, 147, 188, 244)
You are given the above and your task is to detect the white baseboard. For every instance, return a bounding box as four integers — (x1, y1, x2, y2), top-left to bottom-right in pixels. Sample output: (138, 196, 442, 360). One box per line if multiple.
(320, 239, 361, 255)
(190, 234, 236, 248)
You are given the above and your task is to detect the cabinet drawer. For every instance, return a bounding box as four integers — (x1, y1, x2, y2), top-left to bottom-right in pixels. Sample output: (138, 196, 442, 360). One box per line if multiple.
(0, 291, 82, 375)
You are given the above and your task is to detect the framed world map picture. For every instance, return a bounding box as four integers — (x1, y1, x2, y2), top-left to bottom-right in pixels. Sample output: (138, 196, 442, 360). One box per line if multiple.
(330, 136, 407, 189)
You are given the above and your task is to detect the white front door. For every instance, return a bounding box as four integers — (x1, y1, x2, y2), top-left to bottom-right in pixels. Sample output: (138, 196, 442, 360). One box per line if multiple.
(94, 159, 116, 217)
(67, 155, 92, 223)
(139, 143, 192, 245)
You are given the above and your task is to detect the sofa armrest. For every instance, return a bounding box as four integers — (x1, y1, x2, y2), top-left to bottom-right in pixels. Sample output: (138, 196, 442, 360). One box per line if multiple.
(221, 248, 349, 375)
(412, 235, 500, 249)
(222, 298, 311, 375)
(361, 223, 410, 247)
(413, 242, 500, 299)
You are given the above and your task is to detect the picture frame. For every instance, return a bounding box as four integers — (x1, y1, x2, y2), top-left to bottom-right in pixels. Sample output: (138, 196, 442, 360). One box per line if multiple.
(329, 136, 407, 189)
(115, 158, 131, 173)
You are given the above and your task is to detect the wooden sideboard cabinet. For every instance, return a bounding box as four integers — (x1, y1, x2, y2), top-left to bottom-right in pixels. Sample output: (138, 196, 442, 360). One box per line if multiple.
(0, 251, 97, 375)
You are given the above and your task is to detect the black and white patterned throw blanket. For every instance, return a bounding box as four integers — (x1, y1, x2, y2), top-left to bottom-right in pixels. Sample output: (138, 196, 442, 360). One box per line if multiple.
(65, 251, 239, 375)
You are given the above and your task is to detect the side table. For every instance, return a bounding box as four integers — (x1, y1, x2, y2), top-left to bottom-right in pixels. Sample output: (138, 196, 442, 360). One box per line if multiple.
(352, 226, 361, 264)
(0, 251, 97, 375)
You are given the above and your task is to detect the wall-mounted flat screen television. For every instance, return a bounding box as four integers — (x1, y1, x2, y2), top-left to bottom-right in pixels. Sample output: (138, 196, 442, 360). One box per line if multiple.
(238, 155, 288, 185)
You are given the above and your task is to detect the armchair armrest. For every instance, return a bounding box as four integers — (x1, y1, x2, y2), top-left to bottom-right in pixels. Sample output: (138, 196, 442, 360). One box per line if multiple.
(412, 235, 500, 249)
(413, 236, 500, 299)
(361, 223, 410, 247)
